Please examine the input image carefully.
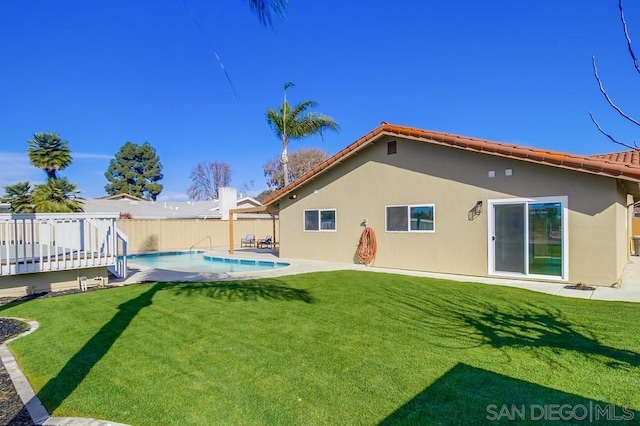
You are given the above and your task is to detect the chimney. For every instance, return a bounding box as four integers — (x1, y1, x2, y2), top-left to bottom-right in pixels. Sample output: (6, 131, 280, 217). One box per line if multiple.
(219, 187, 238, 220)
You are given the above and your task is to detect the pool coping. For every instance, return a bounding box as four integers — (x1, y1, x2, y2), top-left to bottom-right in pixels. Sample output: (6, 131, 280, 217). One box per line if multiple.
(123, 250, 292, 282)
(126, 250, 290, 272)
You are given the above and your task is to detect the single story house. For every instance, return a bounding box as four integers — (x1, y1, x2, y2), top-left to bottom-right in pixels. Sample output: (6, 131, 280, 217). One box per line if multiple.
(263, 123, 640, 287)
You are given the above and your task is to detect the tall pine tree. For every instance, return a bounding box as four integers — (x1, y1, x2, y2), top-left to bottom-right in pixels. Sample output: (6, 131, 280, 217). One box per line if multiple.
(104, 142, 163, 201)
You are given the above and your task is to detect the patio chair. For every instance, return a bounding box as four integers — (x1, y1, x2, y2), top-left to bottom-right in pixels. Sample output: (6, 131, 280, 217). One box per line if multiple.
(257, 235, 272, 249)
(241, 234, 256, 248)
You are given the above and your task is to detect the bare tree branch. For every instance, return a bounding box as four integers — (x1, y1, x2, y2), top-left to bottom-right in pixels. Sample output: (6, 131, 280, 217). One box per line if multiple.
(592, 55, 640, 127)
(589, 112, 639, 150)
(187, 161, 232, 200)
(619, 0, 640, 74)
(590, 1, 640, 150)
(263, 148, 329, 189)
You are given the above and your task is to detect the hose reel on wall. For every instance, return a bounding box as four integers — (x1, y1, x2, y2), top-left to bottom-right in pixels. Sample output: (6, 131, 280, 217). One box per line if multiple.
(357, 224, 377, 265)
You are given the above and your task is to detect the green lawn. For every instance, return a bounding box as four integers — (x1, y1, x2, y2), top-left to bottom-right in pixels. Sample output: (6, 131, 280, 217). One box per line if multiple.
(1, 271, 639, 425)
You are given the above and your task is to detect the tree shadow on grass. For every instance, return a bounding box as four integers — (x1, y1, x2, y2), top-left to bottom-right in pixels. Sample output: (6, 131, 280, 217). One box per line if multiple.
(379, 286, 640, 369)
(165, 279, 315, 303)
(36, 284, 162, 414)
(29, 279, 312, 417)
(380, 363, 638, 425)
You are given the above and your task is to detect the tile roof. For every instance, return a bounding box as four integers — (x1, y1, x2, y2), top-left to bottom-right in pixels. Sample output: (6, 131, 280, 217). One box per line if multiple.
(589, 150, 640, 166)
(263, 123, 640, 206)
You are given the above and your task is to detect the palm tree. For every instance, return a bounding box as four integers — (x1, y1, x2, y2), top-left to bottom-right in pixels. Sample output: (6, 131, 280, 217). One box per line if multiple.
(32, 178, 83, 213)
(247, 0, 288, 27)
(1, 181, 34, 213)
(266, 83, 339, 185)
(27, 132, 72, 180)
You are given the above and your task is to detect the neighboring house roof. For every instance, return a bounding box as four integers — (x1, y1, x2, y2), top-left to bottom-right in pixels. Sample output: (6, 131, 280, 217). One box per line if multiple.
(207, 197, 263, 212)
(83, 198, 222, 219)
(263, 123, 640, 206)
(83, 195, 267, 220)
(237, 196, 262, 208)
(97, 193, 146, 201)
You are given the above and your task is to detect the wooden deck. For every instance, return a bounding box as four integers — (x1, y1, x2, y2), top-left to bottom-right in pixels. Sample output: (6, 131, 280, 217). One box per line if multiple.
(0, 213, 128, 278)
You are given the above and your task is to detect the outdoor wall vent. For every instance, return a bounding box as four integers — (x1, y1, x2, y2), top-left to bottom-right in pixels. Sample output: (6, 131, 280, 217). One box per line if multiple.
(387, 140, 397, 155)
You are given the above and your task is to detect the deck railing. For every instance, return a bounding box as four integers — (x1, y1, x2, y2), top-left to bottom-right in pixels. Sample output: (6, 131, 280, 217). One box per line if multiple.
(0, 213, 128, 277)
(112, 227, 128, 279)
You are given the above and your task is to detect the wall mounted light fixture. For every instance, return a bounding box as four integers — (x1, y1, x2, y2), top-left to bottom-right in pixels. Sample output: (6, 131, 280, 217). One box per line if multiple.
(468, 200, 483, 221)
(289, 194, 297, 200)
(474, 201, 483, 215)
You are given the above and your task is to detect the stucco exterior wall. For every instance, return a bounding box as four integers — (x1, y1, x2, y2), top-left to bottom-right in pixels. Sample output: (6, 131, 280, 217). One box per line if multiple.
(116, 218, 279, 253)
(278, 136, 627, 286)
(616, 189, 633, 281)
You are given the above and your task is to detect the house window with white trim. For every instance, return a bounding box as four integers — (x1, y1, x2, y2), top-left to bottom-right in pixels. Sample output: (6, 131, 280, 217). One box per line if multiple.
(304, 209, 336, 231)
(386, 204, 435, 232)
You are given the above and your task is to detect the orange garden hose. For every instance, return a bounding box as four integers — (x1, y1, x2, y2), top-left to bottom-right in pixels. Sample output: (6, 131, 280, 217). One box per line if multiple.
(357, 226, 377, 265)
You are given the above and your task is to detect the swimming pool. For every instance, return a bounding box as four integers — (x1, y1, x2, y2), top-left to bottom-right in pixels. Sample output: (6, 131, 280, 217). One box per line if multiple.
(127, 251, 290, 273)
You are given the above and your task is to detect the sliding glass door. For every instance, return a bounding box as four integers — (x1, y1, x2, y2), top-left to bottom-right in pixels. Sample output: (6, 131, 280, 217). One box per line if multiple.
(490, 197, 567, 279)
(494, 204, 525, 273)
(528, 202, 562, 277)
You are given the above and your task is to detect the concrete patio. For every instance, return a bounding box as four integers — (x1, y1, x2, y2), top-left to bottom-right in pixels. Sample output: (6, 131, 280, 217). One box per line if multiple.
(120, 248, 640, 303)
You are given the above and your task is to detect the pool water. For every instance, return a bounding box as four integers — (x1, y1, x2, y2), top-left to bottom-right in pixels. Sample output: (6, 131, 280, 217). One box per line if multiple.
(127, 251, 290, 273)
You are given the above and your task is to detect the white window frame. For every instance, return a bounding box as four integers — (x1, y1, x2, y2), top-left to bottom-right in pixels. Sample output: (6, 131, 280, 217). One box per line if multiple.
(303, 208, 337, 232)
(385, 204, 436, 233)
(487, 196, 568, 281)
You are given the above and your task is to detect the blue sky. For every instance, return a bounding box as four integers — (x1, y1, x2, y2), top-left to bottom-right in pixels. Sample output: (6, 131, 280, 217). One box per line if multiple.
(1, 1, 640, 201)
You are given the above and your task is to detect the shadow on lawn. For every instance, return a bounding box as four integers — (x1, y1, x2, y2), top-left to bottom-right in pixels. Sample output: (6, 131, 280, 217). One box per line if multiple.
(381, 287, 640, 369)
(166, 279, 315, 303)
(29, 279, 312, 416)
(380, 363, 638, 425)
(36, 284, 162, 414)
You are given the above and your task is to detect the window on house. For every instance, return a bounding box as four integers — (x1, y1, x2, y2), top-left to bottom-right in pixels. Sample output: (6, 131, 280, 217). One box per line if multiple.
(386, 204, 435, 232)
(304, 209, 336, 231)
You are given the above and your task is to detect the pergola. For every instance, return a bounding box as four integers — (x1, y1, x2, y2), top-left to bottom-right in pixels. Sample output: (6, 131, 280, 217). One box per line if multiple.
(228, 205, 279, 254)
